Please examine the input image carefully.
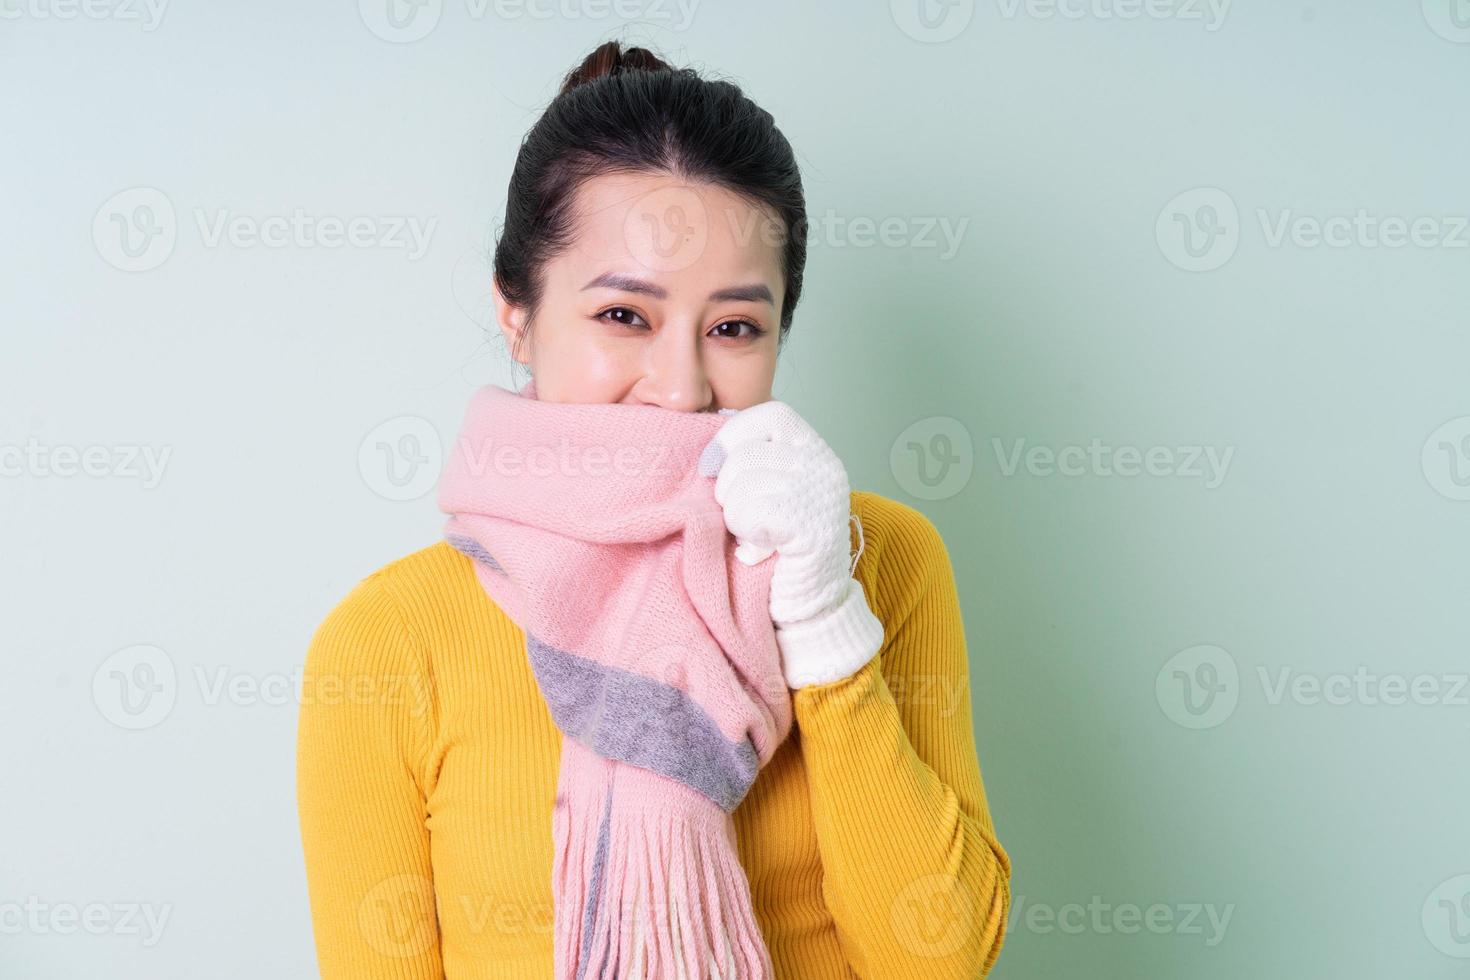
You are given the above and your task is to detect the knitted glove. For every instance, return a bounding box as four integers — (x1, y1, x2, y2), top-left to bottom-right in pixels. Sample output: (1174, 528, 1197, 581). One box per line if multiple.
(700, 400, 884, 689)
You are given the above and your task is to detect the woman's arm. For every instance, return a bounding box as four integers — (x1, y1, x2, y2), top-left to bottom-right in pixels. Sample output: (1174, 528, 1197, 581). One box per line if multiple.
(793, 494, 1012, 979)
(296, 573, 445, 979)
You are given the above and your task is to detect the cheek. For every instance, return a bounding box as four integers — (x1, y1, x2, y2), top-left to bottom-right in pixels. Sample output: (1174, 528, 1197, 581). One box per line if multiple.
(532, 318, 641, 398)
(707, 349, 777, 402)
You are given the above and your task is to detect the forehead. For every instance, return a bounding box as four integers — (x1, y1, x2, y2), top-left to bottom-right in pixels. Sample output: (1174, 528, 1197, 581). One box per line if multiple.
(556, 170, 784, 291)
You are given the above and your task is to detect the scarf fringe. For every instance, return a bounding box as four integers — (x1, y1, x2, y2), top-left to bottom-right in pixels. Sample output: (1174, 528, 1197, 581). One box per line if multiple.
(553, 752, 773, 980)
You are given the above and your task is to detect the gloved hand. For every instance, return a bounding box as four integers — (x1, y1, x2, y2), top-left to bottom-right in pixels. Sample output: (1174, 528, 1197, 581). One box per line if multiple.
(699, 400, 884, 689)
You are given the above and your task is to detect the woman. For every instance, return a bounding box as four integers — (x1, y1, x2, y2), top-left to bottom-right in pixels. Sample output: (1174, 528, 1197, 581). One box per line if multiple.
(296, 40, 1010, 979)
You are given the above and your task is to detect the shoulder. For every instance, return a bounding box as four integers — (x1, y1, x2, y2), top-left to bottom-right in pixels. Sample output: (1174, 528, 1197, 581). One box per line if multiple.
(298, 544, 477, 782)
(848, 490, 957, 627)
(358, 538, 478, 608)
(849, 489, 951, 576)
(305, 540, 486, 673)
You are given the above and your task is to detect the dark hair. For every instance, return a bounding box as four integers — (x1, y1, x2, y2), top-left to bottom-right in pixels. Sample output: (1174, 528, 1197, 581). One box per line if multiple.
(492, 40, 807, 360)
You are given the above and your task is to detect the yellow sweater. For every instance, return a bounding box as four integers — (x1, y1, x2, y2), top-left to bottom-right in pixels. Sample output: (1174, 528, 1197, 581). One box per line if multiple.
(296, 489, 1011, 979)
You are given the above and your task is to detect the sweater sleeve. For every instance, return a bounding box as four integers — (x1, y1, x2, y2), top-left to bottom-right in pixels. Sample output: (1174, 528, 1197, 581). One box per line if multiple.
(295, 573, 445, 979)
(792, 495, 1012, 979)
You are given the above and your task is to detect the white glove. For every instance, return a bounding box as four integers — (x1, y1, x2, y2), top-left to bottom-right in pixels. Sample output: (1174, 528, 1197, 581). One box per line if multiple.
(700, 400, 884, 689)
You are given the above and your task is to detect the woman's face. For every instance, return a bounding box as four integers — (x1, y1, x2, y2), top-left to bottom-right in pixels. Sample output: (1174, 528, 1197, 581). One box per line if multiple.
(492, 171, 785, 412)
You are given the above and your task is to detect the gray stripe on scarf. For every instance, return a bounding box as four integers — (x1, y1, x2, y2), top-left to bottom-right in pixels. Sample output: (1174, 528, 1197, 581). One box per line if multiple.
(448, 534, 760, 810)
(527, 631, 760, 813)
(575, 782, 614, 980)
(446, 534, 503, 572)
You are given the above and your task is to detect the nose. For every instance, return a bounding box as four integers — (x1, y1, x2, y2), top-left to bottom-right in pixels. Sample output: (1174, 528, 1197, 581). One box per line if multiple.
(634, 322, 713, 412)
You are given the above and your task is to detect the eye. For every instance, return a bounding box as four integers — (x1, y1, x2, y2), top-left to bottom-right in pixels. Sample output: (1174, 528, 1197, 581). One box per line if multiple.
(595, 307, 649, 330)
(709, 319, 767, 341)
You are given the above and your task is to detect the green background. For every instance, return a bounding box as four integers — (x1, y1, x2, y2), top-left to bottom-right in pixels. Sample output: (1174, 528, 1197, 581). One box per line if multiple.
(3, 1, 1467, 976)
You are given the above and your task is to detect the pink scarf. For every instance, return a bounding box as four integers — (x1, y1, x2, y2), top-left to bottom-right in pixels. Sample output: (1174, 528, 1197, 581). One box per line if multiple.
(437, 379, 792, 978)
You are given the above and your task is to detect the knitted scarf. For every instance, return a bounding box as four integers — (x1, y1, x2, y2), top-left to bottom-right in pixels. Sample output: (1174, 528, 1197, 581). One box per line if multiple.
(437, 379, 792, 979)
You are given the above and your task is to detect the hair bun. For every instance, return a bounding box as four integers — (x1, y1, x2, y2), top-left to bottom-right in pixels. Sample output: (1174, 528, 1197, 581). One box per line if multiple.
(558, 40, 673, 97)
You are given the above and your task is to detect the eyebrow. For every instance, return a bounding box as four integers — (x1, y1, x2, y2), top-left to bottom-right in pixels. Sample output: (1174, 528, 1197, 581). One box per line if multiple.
(581, 272, 774, 306)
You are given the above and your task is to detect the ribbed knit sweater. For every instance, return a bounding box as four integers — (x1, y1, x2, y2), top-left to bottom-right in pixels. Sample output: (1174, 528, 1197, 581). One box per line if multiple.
(295, 489, 1011, 978)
